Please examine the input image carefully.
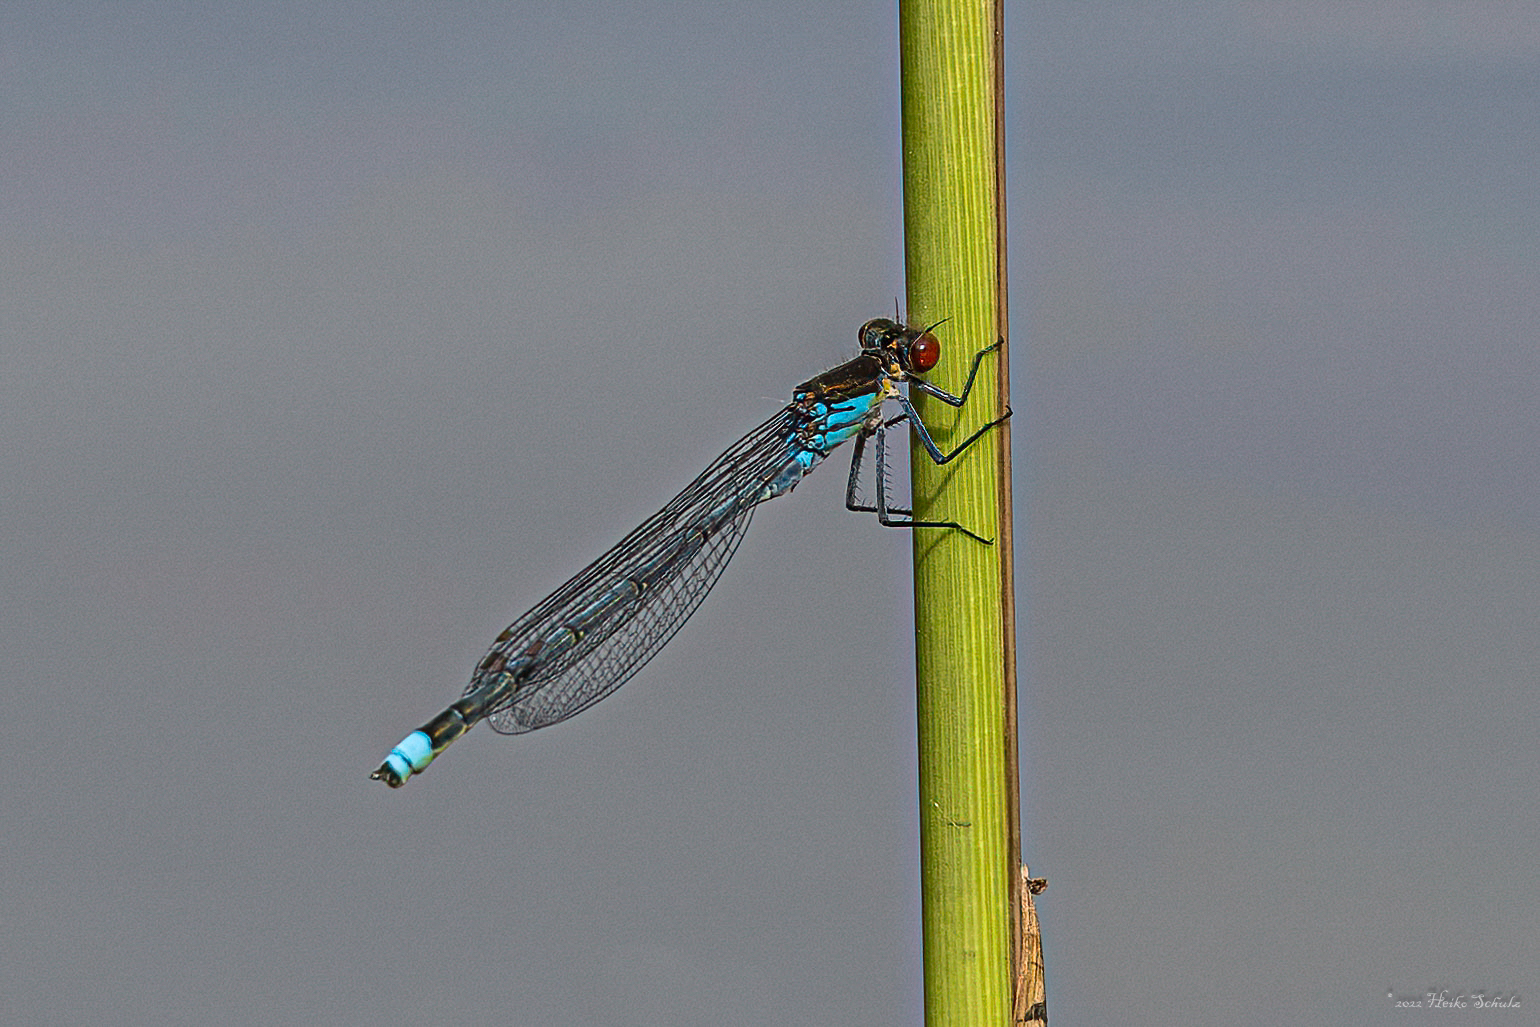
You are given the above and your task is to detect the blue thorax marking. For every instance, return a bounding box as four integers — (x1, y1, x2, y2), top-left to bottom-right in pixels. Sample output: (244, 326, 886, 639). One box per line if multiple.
(805, 393, 880, 453)
(773, 352, 897, 498)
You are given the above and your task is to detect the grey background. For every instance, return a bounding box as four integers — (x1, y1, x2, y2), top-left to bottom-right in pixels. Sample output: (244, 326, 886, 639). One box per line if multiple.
(3, 3, 1536, 1025)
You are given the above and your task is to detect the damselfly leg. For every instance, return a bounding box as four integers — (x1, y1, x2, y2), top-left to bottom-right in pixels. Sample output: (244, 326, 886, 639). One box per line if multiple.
(844, 338, 1011, 544)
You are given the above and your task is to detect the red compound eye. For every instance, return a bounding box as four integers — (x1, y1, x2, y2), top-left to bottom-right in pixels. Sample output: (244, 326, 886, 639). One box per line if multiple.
(908, 332, 941, 373)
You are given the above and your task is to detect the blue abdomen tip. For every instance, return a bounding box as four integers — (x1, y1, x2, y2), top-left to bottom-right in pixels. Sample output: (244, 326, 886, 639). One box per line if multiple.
(388, 730, 436, 780)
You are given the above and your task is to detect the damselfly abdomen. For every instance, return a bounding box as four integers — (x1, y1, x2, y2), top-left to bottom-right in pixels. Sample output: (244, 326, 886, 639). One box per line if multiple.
(372, 318, 1008, 786)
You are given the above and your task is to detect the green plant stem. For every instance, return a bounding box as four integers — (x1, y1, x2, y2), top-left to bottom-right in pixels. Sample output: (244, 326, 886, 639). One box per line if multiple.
(899, 0, 1019, 1024)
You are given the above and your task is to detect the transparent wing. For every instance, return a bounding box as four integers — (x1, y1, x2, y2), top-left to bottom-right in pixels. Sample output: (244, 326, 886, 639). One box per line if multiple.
(470, 407, 802, 734)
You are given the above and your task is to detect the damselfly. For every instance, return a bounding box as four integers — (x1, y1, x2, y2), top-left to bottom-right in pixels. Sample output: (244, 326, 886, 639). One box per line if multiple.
(372, 317, 1008, 786)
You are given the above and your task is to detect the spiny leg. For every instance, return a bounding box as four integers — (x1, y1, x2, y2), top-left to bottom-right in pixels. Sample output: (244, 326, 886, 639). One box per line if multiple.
(848, 337, 1010, 543)
(845, 414, 914, 519)
(847, 419, 995, 545)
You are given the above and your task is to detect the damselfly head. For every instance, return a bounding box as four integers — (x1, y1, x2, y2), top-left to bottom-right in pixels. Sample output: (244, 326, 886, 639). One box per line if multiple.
(859, 316, 943, 376)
